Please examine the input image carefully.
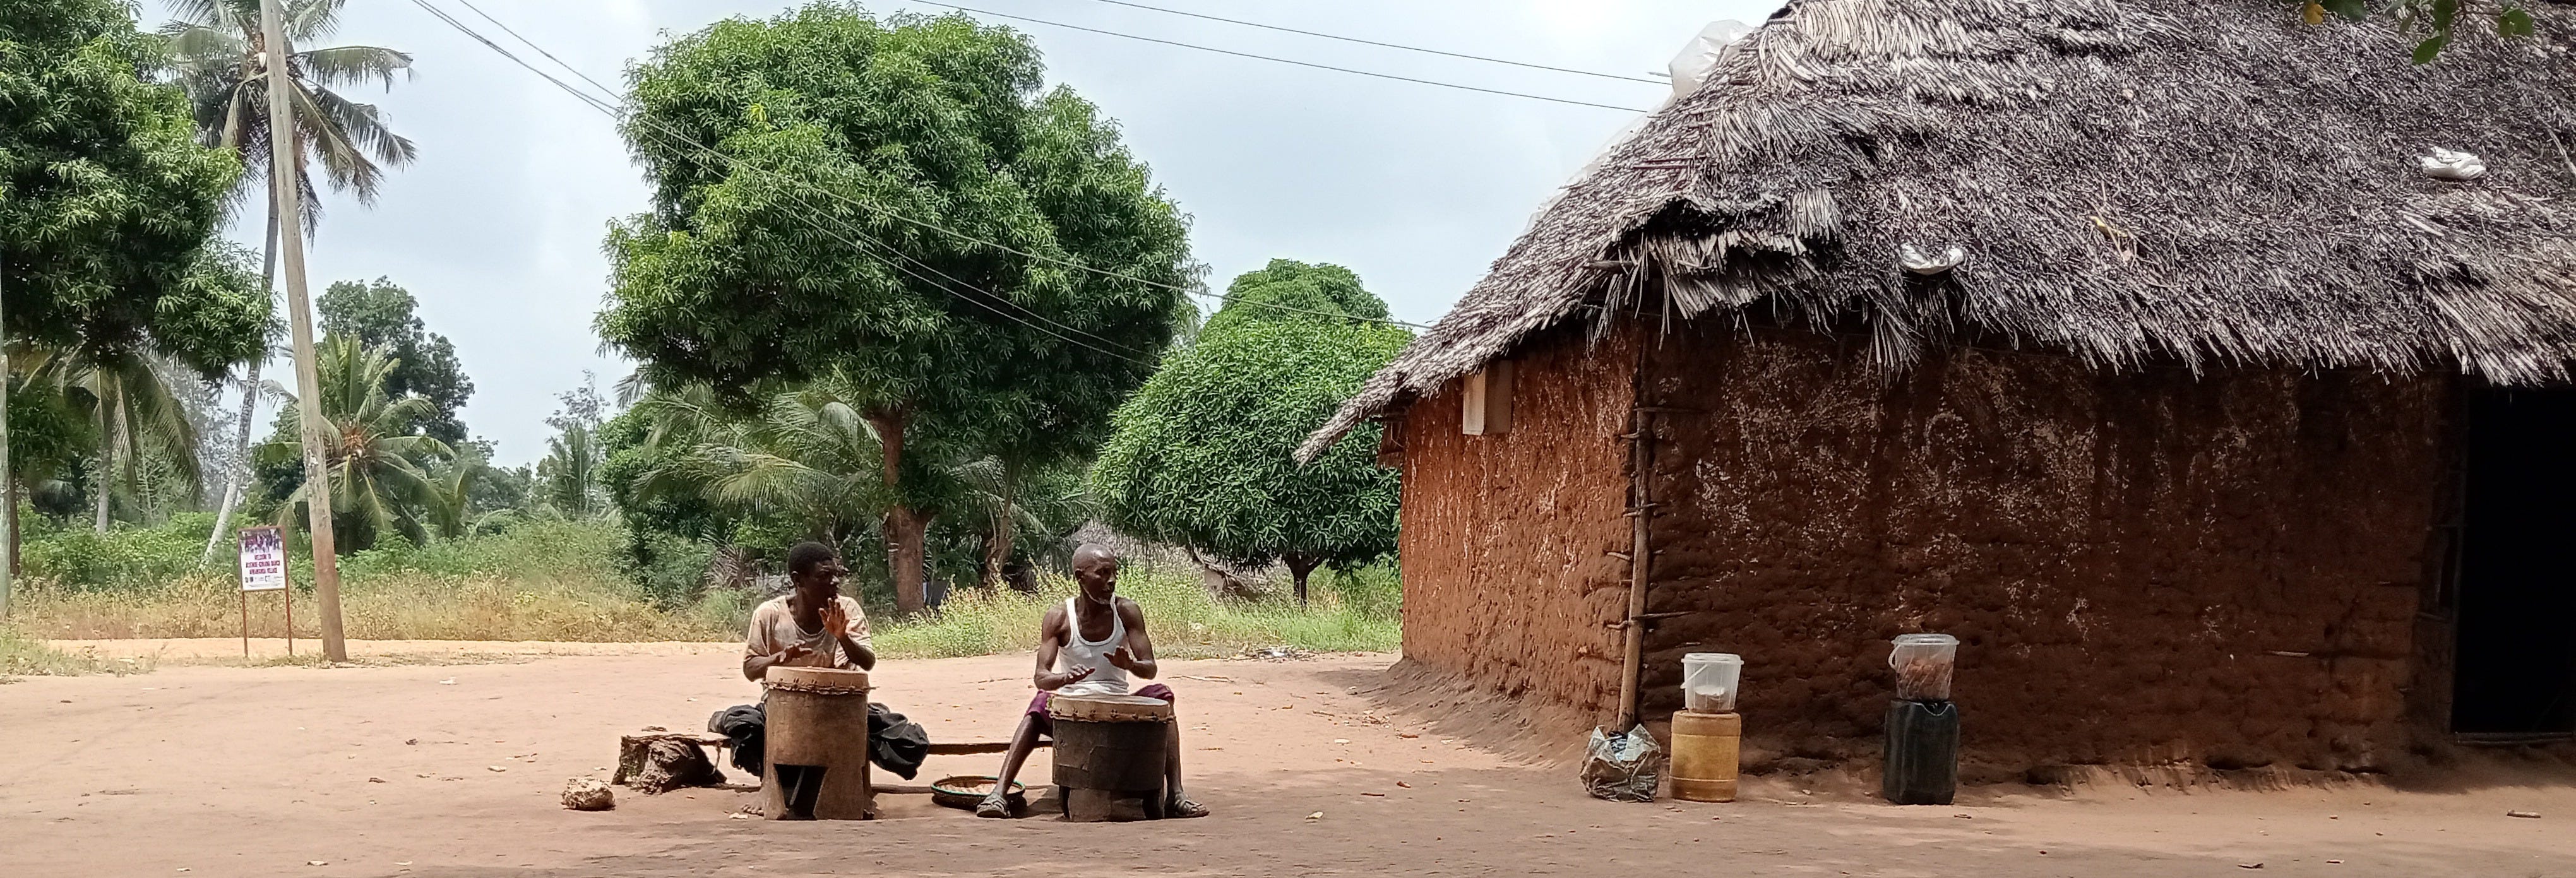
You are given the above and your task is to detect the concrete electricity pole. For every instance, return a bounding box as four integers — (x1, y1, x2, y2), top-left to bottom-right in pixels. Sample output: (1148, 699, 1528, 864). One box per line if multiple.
(1, 263, 11, 620)
(260, 0, 349, 662)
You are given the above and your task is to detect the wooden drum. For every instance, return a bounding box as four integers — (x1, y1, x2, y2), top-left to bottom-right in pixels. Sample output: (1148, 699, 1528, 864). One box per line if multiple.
(763, 667, 873, 820)
(1047, 693, 1172, 821)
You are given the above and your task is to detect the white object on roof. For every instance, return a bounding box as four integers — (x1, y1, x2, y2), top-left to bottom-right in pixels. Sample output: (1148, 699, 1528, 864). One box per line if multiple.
(1902, 244, 1969, 275)
(2419, 148, 2486, 181)
(1667, 20, 1756, 103)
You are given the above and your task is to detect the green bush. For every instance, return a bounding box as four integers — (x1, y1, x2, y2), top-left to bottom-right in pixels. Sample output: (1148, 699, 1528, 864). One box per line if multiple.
(1328, 561, 1402, 620)
(21, 513, 222, 592)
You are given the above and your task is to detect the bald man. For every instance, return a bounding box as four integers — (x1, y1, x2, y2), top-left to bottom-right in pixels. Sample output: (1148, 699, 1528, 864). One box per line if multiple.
(975, 545, 1207, 819)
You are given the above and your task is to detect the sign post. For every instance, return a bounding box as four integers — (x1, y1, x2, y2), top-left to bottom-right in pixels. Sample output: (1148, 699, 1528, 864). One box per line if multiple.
(238, 525, 290, 658)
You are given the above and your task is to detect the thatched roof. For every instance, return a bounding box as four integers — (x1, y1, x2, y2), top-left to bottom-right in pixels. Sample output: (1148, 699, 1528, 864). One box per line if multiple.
(1300, 0, 2576, 461)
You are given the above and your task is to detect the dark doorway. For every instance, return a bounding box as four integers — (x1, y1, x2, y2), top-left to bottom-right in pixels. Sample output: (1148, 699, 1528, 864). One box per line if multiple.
(2454, 386, 2576, 738)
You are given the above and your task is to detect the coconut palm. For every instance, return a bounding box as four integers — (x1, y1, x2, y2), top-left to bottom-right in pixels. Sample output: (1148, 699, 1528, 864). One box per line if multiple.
(626, 377, 895, 547)
(27, 347, 206, 533)
(258, 336, 453, 550)
(162, 0, 417, 561)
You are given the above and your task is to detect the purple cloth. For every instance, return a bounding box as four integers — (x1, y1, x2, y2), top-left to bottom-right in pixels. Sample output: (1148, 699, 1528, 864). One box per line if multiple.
(1027, 683, 1175, 718)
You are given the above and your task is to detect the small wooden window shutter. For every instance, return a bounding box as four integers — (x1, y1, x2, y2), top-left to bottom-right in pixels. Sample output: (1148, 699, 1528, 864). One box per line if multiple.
(1374, 413, 1406, 468)
(1461, 360, 1513, 436)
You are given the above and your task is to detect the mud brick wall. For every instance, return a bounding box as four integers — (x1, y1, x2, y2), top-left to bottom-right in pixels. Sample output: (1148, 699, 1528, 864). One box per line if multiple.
(1395, 327, 1638, 718)
(1636, 325, 2445, 773)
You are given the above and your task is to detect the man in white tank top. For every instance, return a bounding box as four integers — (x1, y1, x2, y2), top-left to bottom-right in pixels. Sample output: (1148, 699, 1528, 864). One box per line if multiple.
(976, 545, 1208, 819)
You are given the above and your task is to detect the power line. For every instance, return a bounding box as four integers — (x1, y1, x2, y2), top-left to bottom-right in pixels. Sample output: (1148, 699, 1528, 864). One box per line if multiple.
(1071, 0, 1666, 85)
(426, 0, 1436, 332)
(420, 0, 1163, 365)
(892, 0, 1654, 114)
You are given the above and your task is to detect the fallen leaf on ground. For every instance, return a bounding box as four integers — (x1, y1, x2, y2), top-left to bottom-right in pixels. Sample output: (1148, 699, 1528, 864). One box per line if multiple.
(1332, 739, 1350, 744)
(1398, 733, 1419, 739)
(1954, 814, 1972, 819)
(2327, 860, 2343, 865)
(437, 679, 455, 685)
(403, 739, 417, 745)
(1362, 792, 1385, 797)
(307, 861, 328, 867)
(2238, 863, 2263, 870)
(366, 778, 385, 783)
(1395, 781, 1412, 788)
(486, 766, 507, 773)
(1305, 811, 1324, 821)
(2507, 810, 2541, 819)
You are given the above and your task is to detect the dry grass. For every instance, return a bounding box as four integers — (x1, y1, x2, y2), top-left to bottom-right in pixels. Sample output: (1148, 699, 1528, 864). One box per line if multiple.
(9, 519, 1398, 659)
(0, 628, 150, 679)
(875, 565, 1399, 660)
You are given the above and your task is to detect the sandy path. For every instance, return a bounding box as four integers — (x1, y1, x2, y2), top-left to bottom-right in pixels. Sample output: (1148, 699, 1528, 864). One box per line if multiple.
(46, 638, 741, 663)
(3, 651, 2570, 877)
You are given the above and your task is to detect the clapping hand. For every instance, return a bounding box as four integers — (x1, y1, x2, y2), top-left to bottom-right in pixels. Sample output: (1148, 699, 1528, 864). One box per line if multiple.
(778, 643, 814, 663)
(1105, 646, 1138, 671)
(820, 602, 850, 639)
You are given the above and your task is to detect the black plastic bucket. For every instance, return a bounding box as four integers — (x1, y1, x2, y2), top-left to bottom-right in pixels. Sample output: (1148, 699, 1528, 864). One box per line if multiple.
(1881, 698, 1959, 805)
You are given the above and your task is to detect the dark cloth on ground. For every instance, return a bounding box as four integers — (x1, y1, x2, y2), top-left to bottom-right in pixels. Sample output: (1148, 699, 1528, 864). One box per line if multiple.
(707, 701, 930, 780)
(868, 704, 930, 780)
(1025, 683, 1176, 718)
(708, 703, 767, 774)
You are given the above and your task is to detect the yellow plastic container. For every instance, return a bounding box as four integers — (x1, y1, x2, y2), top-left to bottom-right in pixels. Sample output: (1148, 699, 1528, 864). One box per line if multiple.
(1669, 709, 1740, 802)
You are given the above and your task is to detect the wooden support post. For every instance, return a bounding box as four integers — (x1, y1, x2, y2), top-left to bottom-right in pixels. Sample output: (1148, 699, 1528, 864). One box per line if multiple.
(1616, 407, 1654, 731)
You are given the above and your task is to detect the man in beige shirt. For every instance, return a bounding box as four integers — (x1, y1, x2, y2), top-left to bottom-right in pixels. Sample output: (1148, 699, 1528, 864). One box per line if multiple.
(742, 542, 874, 680)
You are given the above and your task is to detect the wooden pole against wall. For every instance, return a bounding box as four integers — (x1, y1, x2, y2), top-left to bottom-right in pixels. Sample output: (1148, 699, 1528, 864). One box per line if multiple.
(259, 0, 347, 662)
(1615, 407, 1655, 730)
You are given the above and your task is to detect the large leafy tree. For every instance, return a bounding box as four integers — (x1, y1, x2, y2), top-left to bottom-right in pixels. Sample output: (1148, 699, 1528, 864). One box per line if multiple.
(318, 277, 472, 444)
(160, 0, 416, 561)
(1091, 260, 1410, 604)
(2, 0, 265, 573)
(257, 336, 454, 551)
(1, 0, 248, 361)
(600, 6, 1194, 614)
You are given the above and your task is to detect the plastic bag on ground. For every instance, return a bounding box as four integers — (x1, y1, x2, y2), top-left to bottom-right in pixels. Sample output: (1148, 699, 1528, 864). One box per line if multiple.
(1581, 725, 1665, 802)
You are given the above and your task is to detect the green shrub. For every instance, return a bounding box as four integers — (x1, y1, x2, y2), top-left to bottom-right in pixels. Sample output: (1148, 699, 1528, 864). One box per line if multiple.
(21, 513, 222, 592)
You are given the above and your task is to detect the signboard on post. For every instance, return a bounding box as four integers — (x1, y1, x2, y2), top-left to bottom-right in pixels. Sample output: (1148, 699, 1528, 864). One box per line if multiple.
(237, 526, 292, 658)
(239, 526, 289, 591)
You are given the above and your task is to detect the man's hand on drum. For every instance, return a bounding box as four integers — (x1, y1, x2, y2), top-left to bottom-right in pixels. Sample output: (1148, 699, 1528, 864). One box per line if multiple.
(1042, 664, 1096, 691)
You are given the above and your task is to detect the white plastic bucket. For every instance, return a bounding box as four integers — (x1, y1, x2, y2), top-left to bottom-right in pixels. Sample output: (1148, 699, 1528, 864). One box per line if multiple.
(1681, 653, 1742, 713)
(1888, 634, 1959, 701)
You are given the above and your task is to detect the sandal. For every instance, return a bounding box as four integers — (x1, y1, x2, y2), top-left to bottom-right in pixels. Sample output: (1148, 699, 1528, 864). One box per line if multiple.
(1164, 795, 1209, 819)
(974, 792, 1013, 819)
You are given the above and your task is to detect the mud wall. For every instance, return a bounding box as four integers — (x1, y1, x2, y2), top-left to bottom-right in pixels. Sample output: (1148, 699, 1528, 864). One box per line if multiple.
(1637, 325, 2447, 774)
(1395, 326, 1638, 718)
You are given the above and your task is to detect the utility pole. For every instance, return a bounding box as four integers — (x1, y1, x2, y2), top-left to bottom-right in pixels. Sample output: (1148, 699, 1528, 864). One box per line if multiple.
(261, 0, 347, 662)
(1, 261, 12, 621)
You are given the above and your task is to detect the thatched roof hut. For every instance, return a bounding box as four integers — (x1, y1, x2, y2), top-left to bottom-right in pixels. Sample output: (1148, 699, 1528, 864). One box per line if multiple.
(1315, 0, 2576, 775)
(1305, 0, 2576, 461)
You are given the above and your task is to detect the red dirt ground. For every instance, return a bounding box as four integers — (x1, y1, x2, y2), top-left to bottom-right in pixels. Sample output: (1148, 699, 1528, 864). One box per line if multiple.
(4, 646, 2571, 877)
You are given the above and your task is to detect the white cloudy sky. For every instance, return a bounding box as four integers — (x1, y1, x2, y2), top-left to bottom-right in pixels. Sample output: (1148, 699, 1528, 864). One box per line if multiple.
(152, 0, 1779, 465)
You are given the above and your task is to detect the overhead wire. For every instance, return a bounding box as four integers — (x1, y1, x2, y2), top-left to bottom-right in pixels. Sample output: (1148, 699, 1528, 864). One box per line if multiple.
(1071, 0, 1666, 85)
(435, 0, 1436, 333)
(890, 0, 1654, 114)
(415, 0, 1162, 365)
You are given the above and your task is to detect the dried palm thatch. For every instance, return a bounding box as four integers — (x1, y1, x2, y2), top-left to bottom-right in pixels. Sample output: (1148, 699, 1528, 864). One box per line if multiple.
(1301, 0, 2576, 461)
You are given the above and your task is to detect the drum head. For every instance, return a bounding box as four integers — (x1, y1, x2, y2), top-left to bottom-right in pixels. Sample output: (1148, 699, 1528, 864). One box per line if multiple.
(1048, 692, 1174, 722)
(766, 666, 870, 693)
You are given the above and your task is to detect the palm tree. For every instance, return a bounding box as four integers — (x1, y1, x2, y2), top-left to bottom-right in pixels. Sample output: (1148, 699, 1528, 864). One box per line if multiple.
(162, 0, 417, 561)
(42, 348, 206, 533)
(258, 336, 453, 550)
(626, 377, 894, 548)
